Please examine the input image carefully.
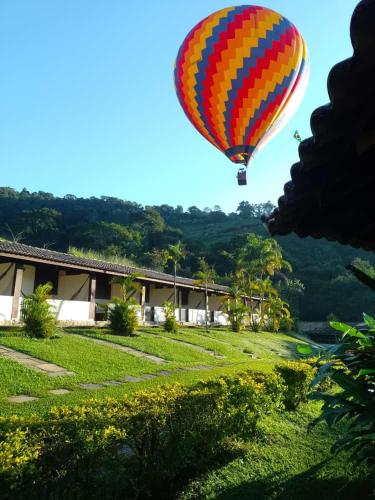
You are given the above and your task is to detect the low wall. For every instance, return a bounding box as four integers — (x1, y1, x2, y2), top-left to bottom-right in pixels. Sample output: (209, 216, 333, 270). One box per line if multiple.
(0, 296, 13, 323)
(48, 300, 91, 322)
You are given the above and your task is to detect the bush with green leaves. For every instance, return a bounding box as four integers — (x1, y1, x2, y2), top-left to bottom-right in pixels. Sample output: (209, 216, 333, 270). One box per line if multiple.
(311, 314, 375, 467)
(274, 360, 316, 410)
(162, 301, 178, 333)
(107, 298, 138, 336)
(0, 371, 283, 499)
(20, 283, 58, 339)
(223, 298, 247, 333)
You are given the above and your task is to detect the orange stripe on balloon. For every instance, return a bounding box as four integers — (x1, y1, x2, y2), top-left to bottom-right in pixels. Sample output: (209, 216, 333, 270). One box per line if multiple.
(179, 7, 236, 149)
(209, 10, 281, 149)
(233, 33, 298, 145)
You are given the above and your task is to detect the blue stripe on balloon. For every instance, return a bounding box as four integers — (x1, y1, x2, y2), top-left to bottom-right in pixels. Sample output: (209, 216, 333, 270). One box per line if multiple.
(194, 5, 248, 144)
(223, 16, 291, 146)
(243, 67, 297, 144)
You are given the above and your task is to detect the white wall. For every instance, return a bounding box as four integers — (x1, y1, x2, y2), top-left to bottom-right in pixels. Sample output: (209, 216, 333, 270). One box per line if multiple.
(0, 263, 15, 296)
(188, 309, 207, 325)
(0, 296, 13, 322)
(21, 265, 35, 296)
(58, 272, 90, 301)
(48, 299, 91, 321)
(214, 311, 229, 325)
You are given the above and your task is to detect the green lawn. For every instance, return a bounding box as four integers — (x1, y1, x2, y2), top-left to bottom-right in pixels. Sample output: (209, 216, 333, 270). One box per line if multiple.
(0, 326, 307, 416)
(180, 401, 372, 499)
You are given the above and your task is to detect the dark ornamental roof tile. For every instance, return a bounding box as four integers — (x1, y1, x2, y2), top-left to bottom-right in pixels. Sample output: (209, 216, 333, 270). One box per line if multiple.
(263, 0, 375, 252)
(0, 241, 230, 293)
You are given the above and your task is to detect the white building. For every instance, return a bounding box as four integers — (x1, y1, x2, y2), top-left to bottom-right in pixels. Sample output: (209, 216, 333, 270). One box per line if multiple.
(0, 241, 259, 327)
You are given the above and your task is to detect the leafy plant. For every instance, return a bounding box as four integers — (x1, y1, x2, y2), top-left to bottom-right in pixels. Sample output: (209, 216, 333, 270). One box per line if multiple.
(275, 361, 315, 410)
(110, 274, 142, 304)
(107, 298, 138, 336)
(21, 283, 58, 339)
(0, 371, 283, 499)
(162, 301, 178, 333)
(223, 287, 247, 333)
(311, 314, 375, 466)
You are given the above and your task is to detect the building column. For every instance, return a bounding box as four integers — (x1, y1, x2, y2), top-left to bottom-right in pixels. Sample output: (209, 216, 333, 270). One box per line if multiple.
(140, 285, 146, 322)
(11, 264, 24, 321)
(89, 275, 96, 321)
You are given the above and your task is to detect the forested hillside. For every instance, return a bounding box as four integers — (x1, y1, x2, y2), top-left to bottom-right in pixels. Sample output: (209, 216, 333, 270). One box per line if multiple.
(1, 187, 374, 321)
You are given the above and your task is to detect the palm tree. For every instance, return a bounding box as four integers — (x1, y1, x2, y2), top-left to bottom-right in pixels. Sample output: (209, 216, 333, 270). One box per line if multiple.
(167, 241, 186, 305)
(194, 257, 216, 330)
(110, 274, 142, 303)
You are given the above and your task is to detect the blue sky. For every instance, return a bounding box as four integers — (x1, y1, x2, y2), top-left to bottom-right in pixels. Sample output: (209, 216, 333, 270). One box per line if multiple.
(1, 0, 358, 212)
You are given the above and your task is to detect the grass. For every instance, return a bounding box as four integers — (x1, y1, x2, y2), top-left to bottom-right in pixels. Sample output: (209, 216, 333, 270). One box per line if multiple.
(71, 328, 221, 365)
(0, 326, 307, 417)
(180, 401, 373, 499)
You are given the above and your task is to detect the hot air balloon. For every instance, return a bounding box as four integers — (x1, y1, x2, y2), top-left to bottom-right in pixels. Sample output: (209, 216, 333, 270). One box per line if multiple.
(174, 5, 309, 186)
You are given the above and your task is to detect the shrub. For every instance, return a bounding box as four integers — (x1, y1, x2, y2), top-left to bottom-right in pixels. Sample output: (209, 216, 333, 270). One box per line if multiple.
(274, 361, 315, 410)
(163, 301, 178, 333)
(223, 298, 247, 333)
(108, 299, 138, 335)
(21, 283, 58, 339)
(0, 371, 282, 499)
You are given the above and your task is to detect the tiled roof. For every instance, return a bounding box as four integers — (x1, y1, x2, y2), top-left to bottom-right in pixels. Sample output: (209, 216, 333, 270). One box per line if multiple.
(0, 241, 230, 293)
(263, 0, 375, 251)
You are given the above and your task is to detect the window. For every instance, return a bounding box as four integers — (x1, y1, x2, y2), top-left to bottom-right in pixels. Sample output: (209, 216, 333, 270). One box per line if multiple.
(181, 288, 189, 306)
(96, 275, 111, 300)
(34, 266, 58, 295)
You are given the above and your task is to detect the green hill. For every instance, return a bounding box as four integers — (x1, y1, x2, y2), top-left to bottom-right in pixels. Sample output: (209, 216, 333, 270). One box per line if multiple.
(1, 187, 374, 321)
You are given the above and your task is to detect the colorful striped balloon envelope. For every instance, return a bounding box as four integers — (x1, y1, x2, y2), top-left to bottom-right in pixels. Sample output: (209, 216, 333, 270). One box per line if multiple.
(174, 5, 309, 168)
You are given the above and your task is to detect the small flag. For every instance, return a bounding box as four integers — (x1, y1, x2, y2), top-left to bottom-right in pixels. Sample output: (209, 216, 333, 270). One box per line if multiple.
(293, 130, 302, 143)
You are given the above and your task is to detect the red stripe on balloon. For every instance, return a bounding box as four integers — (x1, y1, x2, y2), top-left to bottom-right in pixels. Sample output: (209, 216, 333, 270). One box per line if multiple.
(245, 84, 290, 145)
(228, 25, 295, 146)
(200, 6, 259, 150)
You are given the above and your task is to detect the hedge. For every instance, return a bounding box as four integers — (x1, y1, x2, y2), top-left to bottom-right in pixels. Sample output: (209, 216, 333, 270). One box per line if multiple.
(0, 365, 312, 499)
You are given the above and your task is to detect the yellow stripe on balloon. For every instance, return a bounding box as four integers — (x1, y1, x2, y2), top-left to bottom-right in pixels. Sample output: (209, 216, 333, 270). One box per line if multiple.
(250, 47, 302, 146)
(234, 37, 298, 145)
(209, 10, 282, 149)
(180, 7, 236, 148)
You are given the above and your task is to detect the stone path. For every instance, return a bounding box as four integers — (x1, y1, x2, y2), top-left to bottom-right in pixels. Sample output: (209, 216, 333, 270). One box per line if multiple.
(0, 345, 74, 377)
(76, 335, 167, 364)
(142, 332, 224, 359)
(6, 364, 216, 403)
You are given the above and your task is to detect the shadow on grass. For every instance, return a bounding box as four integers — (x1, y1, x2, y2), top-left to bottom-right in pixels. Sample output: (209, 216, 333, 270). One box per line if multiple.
(211, 460, 373, 500)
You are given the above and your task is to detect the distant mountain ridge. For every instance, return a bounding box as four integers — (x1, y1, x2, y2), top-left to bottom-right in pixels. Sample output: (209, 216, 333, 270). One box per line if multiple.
(1, 187, 374, 321)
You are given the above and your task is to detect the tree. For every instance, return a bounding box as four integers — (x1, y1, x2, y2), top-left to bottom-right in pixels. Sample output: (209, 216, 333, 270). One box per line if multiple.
(194, 258, 216, 330)
(167, 241, 186, 305)
(110, 274, 142, 303)
(223, 284, 247, 333)
(108, 274, 142, 335)
(21, 283, 58, 338)
(143, 248, 170, 271)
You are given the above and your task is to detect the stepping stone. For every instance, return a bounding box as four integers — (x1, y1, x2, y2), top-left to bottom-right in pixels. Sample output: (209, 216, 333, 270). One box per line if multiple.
(140, 373, 157, 380)
(77, 336, 167, 364)
(79, 383, 104, 390)
(48, 370, 75, 377)
(190, 365, 211, 371)
(158, 370, 173, 376)
(49, 389, 70, 395)
(8, 395, 38, 403)
(102, 380, 124, 386)
(0, 344, 75, 377)
(121, 376, 143, 383)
